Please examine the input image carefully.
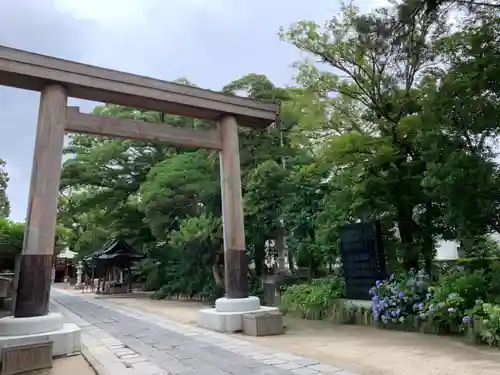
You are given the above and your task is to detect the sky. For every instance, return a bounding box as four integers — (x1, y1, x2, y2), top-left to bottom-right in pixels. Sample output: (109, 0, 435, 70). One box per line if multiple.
(0, 0, 461, 258)
(0, 0, 388, 223)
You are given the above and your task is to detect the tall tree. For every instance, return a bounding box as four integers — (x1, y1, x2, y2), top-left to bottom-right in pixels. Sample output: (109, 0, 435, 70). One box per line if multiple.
(0, 159, 10, 218)
(280, 3, 500, 271)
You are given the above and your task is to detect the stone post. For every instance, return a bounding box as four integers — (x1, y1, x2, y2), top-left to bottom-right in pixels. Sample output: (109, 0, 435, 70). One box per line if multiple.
(75, 261, 83, 288)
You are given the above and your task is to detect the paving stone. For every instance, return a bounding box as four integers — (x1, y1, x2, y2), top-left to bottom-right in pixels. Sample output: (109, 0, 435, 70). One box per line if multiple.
(308, 363, 343, 373)
(109, 344, 125, 350)
(167, 349, 192, 360)
(114, 348, 137, 357)
(276, 362, 305, 370)
(52, 291, 355, 375)
(180, 357, 230, 374)
(133, 330, 154, 339)
(121, 354, 140, 360)
(100, 338, 122, 346)
(155, 359, 192, 375)
(275, 353, 304, 362)
(139, 336, 162, 345)
(294, 358, 320, 367)
(252, 353, 276, 360)
(123, 356, 149, 365)
(152, 342, 173, 351)
(263, 358, 288, 365)
(131, 362, 165, 375)
(292, 368, 321, 375)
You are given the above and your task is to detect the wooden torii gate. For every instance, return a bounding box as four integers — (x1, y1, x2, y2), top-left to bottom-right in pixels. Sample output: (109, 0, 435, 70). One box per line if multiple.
(0, 45, 279, 318)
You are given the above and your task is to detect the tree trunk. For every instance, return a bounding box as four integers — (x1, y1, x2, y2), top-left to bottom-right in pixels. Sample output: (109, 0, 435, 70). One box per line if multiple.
(288, 251, 295, 271)
(212, 253, 224, 288)
(397, 205, 419, 271)
(423, 239, 433, 276)
(308, 256, 315, 282)
(275, 231, 286, 272)
(253, 242, 266, 277)
(422, 202, 435, 277)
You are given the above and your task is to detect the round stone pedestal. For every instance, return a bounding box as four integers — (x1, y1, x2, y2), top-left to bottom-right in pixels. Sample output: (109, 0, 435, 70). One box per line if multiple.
(215, 296, 260, 312)
(0, 312, 81, 357)
(198, 296, 278, 333)
(0, 313, 64, 336)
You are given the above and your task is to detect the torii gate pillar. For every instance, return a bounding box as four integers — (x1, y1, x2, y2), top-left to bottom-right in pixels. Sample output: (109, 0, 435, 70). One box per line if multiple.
(13, 84, 67, 318)
(197, 116, 279, 333)
(218, 115, 248, 299)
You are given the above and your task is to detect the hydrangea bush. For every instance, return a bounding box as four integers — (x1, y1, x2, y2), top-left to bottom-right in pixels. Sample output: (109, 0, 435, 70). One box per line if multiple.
(415, 269, 487, 332)
(370, 270, 430, 326)
(479, 303, 500, 346)
(370, 267, 491, 334)
(414, 290, 465, 332)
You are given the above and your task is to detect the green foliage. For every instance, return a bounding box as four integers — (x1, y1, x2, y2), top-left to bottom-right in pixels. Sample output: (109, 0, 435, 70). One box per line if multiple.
(52, 3, 500, 323)
(462, 236, 500, 258)
(480, 303, 500, 346)
(280, 277, 345, 317)
(245, 160, 287, 237)
(0, 218, 70, 256)
(277, 2, 500, 273)
(433, 269, 486, 309)
(418, 270, 485, 332)
(0, 218, 24, 253)
(0, 159, 10, 218)
(139, 151, 218, 239)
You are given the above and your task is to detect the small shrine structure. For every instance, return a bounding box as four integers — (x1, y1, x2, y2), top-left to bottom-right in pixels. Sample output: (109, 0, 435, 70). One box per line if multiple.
(53, 248, 76, 283)
(84, 238, 144, 294)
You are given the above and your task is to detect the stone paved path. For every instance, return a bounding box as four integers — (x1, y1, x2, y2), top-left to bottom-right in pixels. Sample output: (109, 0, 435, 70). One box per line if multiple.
(51, 289, 358, 375)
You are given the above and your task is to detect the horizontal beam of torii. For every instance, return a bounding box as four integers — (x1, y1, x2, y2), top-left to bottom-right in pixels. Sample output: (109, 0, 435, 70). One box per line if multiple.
(0, 45, 279, 322)
(65, 107, 222, 150)
(0, 45, 278, 128)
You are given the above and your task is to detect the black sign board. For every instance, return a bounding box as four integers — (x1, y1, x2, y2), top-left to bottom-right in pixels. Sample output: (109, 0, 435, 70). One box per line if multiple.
(339, 221, 387, 300)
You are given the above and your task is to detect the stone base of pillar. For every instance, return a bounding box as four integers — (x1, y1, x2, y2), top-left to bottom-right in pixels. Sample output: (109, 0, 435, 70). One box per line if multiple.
(198, 296, 278, 333)
(0, 313, 81, 357)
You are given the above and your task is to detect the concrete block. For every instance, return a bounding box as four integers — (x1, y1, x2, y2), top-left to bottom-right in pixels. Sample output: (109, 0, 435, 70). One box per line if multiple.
(0, 323, 81, 358)
(0, 313, 64, 336)
(198, 305, 278, 333)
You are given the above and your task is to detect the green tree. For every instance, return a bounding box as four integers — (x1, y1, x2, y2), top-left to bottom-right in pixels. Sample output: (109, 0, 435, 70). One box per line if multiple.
(0, 159, 10, 218)
(244, 160, 288, 275)
(0, 218, 71, 256)
(280, 3, 500, 272)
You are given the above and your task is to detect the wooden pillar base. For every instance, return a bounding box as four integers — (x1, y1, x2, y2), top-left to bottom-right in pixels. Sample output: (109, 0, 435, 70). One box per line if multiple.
(14, 254, 53, 318)
(225, 249, 249, 299)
